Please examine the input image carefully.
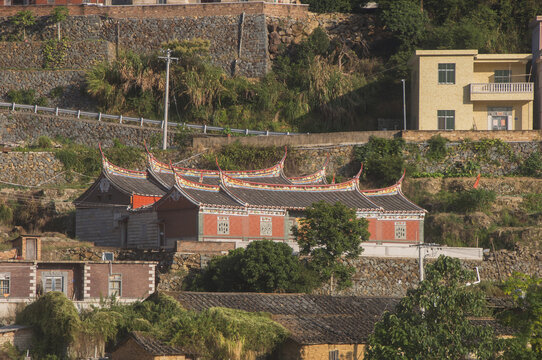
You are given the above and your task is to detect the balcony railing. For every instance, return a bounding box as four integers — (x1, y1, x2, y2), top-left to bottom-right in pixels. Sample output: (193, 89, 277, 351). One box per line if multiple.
(470, 82, 533, 94)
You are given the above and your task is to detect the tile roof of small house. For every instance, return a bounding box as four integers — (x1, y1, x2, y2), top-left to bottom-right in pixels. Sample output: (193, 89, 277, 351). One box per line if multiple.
(127, 332, 189, 356)
(163, 291, 400, 345)
(100, 146, 167, 197)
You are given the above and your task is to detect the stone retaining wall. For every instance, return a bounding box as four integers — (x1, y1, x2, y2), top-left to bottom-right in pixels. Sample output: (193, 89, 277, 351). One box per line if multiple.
(0, 40, 115, 70)
(0, 112, 176, 148)
(0, 70, 90, 109)
(330, 244, 542, 297)
(0, 152, 64, 187)
(43, 243, 542, 296)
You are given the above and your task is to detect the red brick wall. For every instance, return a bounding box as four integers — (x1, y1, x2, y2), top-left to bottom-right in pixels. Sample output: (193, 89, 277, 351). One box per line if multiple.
(0, 3, 308, 19)
(247, 214, 284, 238)
(37, 263, 83, 300)
(0, 262, 33, 299)
(378, 220, 420, 243)
(87, 263, 153, 299)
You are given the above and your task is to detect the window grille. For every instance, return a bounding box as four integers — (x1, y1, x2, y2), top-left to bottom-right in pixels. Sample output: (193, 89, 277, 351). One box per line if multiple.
(44, 276, 63, 293)
(260, 217, 273, 236)
(217, 216, 230, 235)
(438, 63, 455, 84)
(109, 274, 122, 297)
(395, 222, 407, 240)
(329, 350, 339, 360)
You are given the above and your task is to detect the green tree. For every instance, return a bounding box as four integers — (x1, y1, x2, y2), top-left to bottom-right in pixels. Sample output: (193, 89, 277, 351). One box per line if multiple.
(10, 10, 36, 41)
(500, 272, 542, 357)
(50, 6, 69, 41)
(191, 240, 317, 293)
(355, 137, 406, 187)
(16, 292, 81, 358)
(366, 256, 497, 360)
(380, 0, 427, 48)
(294, 201, 369, 289)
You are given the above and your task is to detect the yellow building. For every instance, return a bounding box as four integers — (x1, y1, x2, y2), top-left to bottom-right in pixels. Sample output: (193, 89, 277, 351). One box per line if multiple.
(408, 50, 534, 130)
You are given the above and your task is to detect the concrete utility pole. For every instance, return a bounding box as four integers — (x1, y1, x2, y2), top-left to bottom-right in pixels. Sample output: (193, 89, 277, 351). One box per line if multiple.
(410, 243, 440, 282)
(158, 49, 179, 150)
(401, 79, 407, 130)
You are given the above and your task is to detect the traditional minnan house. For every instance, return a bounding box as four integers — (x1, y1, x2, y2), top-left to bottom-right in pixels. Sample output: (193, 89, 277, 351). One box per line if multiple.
(151, 165, 425, 252)
(164, 291, 400, 360)
(74, 147, 329, 249)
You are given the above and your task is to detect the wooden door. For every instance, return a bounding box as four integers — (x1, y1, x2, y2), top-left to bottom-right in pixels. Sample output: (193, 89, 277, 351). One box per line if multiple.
(26, 238, 37, 260)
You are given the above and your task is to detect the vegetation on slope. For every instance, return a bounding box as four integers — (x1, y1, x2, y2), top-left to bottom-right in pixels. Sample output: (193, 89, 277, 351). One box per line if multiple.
(15, 292, 287, 360)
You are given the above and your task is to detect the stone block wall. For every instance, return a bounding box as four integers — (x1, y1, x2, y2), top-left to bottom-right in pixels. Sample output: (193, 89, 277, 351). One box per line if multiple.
(0, 112, 176, 148)
(0, 40, 115, 70)
(0, 70, 90, 109)
(0, 151, 64, 187)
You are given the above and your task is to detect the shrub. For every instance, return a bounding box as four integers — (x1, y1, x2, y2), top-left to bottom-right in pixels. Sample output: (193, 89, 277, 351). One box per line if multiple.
(439, 189, 496, 213)
(6, 89, 47, 106)
(36, 136, 53, 149)
(355, 137, 406, 186)
(519, 151, 542, 177)
(521, 193, 542, 213)
(301, 0, 356, 13)
(201, 142, 285, 171)
(426, 134, 448, 161)
(0, 204, 13, 225)
(9, 10, 35, 40)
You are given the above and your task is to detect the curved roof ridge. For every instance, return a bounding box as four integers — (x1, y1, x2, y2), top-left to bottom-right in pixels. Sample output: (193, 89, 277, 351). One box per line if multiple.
(100, 144, 147, 179)
(361, 169, 405, 196)
(146, 147, 288, 179)
(288, 153, 329, 185)
(220, 170, 359, 192)
(173, 167, 221, 192)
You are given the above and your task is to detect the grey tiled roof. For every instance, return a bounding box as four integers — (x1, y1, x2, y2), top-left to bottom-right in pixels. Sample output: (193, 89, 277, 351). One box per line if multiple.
(179, 186, 243, 208)
(166, 292, 398, 316)
(164, 292, 399, 345)
(128, 332, 188, 356)
(364, 192, 425, 212)
(105, 172, 166, 197)
(225, 187, 380, 211)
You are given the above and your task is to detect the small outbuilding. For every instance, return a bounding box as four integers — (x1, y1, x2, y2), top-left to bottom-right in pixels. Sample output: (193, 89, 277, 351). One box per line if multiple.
(112, 332, 196, 360)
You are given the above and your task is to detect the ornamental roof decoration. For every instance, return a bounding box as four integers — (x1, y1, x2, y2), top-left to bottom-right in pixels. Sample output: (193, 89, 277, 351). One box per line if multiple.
(100, 144, 147, 179)
(361, 170, 406, 197)
(288, 154, 329, 185)
(145, 144, 287, 179)
(173, 166, 221, 193)
(220, 162, 361, 193)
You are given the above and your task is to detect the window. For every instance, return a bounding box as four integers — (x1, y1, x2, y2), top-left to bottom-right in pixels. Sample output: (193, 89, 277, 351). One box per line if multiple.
(287, 219, 297, 236)
(0, 273, 10, 296)
(494, 70, 511, 83)
(395, 222, 406, 240)
(329, 350, 339, 360)
(157, 0, 166, 3)
(438, 63, 455, 84)
(102, 252, 114, 261)
(217, 216, 230, 235)
(44, 276, 64, 293)
(437, 110, 455, 130)
(109, 274, 122, 297)
(260, 217, 273, 236)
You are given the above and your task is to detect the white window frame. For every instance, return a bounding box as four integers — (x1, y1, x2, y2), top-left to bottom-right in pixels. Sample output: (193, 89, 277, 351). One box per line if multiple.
(260, 217, 273, 236)
(44, 275, 64, 293)
(395, 221, 407, 240)
(438, 63, 455, 84)
(108, 274, 122, 297)
(0, 273, 10, 296)
(437, 110, 455, 130)
(217, 216, 230, 235)
(494, 70, 511, 83)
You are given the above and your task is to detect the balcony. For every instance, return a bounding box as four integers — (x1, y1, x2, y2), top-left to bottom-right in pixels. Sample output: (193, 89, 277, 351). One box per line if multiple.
(470, 82, 534, 102)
